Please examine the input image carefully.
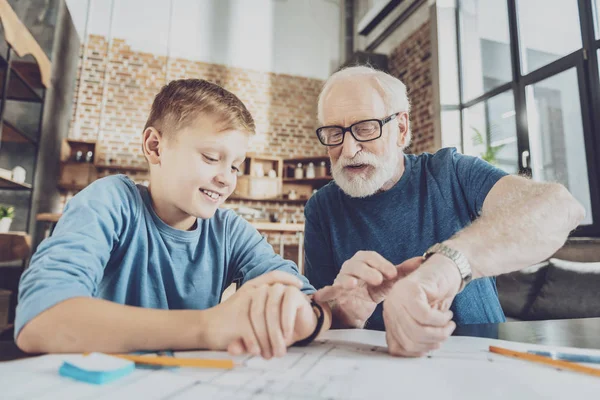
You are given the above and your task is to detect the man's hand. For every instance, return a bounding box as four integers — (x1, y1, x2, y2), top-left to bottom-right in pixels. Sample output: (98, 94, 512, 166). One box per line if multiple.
(383, 254, 461, 357)
(204, 271, 317, 359)
(313, 252, 421, 328)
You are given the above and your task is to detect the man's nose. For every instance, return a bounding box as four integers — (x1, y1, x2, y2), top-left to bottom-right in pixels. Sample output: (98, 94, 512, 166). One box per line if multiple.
(340, 133, 361, 159)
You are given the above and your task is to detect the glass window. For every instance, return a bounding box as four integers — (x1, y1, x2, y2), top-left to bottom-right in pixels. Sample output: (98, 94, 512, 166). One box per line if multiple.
(525, 68, 593, 225)
(112, 0, 170, 56)
(594, 0, 600, 38)
(65, 0, 90, 40)
(437, 1, 460, 105)
(459, 0, 512, 102)
(462, 90, 518, 174)
(516, 0, 582, 74)
(87, 0, 113, 37)
(441, 109, 462, 150)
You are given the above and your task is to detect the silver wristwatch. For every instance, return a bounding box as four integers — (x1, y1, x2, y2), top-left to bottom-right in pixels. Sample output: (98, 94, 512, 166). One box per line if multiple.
(422, 243, 472, 293)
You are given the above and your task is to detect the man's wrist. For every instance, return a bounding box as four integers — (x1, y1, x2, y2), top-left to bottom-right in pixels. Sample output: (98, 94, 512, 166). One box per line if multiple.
(421, 253, 463, 294)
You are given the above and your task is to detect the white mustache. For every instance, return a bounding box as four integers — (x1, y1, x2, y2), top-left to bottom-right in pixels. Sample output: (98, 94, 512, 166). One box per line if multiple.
(336, 152, 381, 168)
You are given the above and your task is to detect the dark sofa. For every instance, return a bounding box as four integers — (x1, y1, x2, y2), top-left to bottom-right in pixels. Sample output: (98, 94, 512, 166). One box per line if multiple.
(497, 238, 600, 321)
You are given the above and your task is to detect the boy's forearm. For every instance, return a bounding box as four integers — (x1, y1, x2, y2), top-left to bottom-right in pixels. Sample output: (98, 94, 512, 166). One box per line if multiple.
(17, 297, 210, 354)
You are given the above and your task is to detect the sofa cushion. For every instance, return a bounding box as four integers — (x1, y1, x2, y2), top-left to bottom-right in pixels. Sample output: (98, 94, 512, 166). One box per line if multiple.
(496, 262, 549, 319)
(526, 258, 600, 320)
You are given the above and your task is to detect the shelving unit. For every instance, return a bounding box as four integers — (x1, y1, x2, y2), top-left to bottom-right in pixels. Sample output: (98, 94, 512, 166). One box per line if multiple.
(0, 176, 31, 190)
(57, 138, 150, 191)
(0, 0, 52, 330)
(232, 154, 283, 200)
(0, 0, 50, 238)
(282, 155, 332, 201)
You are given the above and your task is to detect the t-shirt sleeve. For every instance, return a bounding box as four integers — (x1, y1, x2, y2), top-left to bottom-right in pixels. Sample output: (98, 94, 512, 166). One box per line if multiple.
(303, 195, 338, 290)
(451, 149, 508, 217)
(227, 212, 314, 294)
(15, 176, 139, 339)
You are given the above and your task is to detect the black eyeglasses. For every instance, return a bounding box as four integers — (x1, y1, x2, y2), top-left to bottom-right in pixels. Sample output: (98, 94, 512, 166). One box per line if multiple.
(316, 113, 399, 146)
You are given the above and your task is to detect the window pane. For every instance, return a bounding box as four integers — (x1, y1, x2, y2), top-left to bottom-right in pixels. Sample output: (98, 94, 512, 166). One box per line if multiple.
(526, 68, 593, 225)
(594, 0, 600, 38)
(459, 0, 512, 101)
(462, 90, 518, 174)
(517, 0, 582, 74)
(437, 1, 460, 105)
(441, 109, 462, 150)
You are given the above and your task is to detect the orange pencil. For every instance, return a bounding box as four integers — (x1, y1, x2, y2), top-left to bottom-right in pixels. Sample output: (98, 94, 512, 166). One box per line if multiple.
(110, 354, 235, 370)
(489, 346, 600, 378)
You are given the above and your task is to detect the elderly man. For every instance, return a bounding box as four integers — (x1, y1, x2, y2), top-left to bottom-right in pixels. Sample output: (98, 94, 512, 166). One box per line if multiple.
(305, 66, 585, 357)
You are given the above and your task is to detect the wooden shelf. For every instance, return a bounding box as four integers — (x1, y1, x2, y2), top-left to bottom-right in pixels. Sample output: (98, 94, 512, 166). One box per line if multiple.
(0, 231, 31, 262)
(251, 222, 304, 233)
(0, 176, 31, 190)
(57, 182, 87, 191)
(36, 213, 61, 223)
(228, 195, 308, 204)
(95, 164, 149, 172)
(283, 155, 329, 163)
(283, 177, 332, 184)
(1, 120, 35, 144)
(66, 138, 97, 145)
(0, 61, 43, 103)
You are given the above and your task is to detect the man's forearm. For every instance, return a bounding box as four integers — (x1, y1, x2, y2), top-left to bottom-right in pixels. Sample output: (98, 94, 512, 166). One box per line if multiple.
(17, 297, 209, 353)
(445, 178, 585, 279)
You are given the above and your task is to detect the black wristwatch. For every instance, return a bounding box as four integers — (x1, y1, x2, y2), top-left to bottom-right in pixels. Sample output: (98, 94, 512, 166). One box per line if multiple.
(293, 300, 324, 347)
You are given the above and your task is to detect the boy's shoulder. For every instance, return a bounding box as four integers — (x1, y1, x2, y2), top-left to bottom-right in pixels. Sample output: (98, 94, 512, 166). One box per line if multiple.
(67, 174, 143, 214)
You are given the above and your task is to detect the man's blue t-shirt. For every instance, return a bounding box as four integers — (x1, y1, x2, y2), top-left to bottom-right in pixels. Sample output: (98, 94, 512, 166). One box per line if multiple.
(16, 175, 313, 338)
(304, 148, 507, 329)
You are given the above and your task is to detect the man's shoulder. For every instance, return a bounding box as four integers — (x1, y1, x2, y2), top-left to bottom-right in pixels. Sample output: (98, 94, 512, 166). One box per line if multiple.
(408, 147, 461, 179)
(305, 181, 341, 213)
(411, 147, 458, 168)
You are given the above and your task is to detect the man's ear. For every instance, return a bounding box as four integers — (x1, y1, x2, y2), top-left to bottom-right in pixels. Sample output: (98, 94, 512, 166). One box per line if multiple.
(396, 112, 409, 148)
(143, 127, 162, 165)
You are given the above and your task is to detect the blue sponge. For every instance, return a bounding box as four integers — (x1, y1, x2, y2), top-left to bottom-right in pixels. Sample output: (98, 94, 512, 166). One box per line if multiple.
(59, 353, 135, 385)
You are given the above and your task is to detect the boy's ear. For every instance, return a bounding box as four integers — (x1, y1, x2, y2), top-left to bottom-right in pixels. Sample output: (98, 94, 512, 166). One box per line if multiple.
(143, 127, 162, 165)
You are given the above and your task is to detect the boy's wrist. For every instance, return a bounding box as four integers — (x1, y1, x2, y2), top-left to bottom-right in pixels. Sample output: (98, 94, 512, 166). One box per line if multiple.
(293, 300, 324, 346)
(169, 309, 212, 350)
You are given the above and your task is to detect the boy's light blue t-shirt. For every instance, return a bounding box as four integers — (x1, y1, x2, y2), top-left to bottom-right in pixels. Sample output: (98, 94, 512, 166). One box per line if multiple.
(304, 148, 507, 330)
(15, 175, 313, 338)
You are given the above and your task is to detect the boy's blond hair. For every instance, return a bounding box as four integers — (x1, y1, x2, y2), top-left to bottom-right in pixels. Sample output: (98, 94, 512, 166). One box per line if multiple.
(144, 79, 256, 137)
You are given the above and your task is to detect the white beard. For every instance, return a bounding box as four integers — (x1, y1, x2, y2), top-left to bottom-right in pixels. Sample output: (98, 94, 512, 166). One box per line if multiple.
(332, 149, 400, 198)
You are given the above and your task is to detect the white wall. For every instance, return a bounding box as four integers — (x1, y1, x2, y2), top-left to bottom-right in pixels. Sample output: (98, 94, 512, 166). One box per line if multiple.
(66, 0, 342, 80)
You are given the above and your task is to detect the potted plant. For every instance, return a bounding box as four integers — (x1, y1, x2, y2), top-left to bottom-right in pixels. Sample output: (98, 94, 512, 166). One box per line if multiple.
(471, 127, 505, 166)
(0, 205, 14, 232)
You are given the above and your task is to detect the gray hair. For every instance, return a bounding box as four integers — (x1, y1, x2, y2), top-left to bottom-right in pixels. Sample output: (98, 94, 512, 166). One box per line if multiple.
(317, 66, 412, 149)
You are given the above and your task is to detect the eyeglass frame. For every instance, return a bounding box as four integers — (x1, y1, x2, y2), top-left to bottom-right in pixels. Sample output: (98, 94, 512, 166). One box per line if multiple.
(315, 112, 401, 147)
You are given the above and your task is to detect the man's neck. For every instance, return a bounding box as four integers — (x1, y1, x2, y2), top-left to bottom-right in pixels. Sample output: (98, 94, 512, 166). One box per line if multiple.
(378, 153, 405, 193)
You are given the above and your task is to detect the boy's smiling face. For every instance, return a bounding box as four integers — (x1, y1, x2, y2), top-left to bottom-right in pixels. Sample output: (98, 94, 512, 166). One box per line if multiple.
(144, 115, 249, 230)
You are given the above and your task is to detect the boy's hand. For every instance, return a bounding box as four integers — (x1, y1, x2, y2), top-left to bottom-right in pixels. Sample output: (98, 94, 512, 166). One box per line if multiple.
(203, 271, 316, 358)
(229, 282, 316, 359)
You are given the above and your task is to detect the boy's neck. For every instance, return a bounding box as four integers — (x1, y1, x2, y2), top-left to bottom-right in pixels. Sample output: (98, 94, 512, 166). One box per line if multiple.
(147, 184, 197, 231)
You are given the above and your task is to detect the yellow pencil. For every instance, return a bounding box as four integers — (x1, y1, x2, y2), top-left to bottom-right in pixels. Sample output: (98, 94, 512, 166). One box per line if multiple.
(110, 354, 235, 370)
(489, 346, 600, 378)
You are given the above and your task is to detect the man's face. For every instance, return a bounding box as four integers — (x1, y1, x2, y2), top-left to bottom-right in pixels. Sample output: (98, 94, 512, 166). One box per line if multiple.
(321, 80, 406, 198)
(157, 117, 248, 220)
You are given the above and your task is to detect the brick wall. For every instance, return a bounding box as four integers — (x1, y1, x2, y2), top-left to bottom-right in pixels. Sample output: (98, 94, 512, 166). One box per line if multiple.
(69, 35, 326, 167)
(388, 21, 435, 155)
